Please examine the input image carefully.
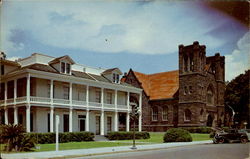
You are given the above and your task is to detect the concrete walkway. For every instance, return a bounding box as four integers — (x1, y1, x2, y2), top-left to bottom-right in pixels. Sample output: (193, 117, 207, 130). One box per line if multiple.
(2, 140, 212, 159)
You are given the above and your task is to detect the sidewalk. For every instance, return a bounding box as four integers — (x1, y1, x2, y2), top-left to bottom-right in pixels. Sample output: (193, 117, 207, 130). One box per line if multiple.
(2, 140, 212, 159)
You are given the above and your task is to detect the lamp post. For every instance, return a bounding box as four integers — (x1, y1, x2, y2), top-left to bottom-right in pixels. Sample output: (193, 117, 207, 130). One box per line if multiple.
(130, 103, 138, 150)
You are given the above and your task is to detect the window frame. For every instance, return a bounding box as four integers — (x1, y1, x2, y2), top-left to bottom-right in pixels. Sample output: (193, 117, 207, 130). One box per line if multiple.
(162, 107, 168, 121)
(152, 107, 158, 121)
(184, 109, 191, 121)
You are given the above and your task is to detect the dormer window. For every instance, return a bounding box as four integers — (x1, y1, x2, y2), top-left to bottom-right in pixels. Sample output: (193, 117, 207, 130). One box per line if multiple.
(66, 63, 70, 74)
(113, 73, 120, 83)
(61, 62, 71, 74)
(61, 62, 65, 73)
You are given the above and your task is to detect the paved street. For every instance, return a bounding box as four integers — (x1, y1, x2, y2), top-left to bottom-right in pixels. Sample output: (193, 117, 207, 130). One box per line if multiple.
(76, 143, 250, 159)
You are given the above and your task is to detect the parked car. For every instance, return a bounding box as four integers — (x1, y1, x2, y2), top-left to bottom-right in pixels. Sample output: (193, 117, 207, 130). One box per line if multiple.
(213, 129, 249, 144)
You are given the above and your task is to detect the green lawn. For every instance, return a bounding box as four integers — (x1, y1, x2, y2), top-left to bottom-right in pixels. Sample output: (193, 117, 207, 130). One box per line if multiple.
(1, 133, 211, 152)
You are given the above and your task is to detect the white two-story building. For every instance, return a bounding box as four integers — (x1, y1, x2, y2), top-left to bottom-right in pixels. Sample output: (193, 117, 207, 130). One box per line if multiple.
(0, 53, 142, 135)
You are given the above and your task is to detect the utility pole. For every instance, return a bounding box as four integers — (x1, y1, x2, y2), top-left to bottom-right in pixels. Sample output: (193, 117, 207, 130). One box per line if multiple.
(130, 103, 139, 150)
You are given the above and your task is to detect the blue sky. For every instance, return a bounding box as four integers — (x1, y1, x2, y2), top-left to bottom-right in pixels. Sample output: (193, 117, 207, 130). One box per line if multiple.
(1, 0, 249, 81)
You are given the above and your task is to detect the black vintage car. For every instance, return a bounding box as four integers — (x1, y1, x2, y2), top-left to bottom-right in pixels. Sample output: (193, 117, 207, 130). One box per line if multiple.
(213, 129, 249, 144)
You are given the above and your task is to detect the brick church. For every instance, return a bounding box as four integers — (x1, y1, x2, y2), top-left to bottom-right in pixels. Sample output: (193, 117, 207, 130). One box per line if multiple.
(121, 41, 225, 131)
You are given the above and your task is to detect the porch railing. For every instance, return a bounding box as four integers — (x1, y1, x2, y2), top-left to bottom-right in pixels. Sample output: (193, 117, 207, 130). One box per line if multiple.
(30, 96, 51, 103)
(16, 97, 27, 103)
(89, 102, 102, 108)
(104, 103, 115, 108)
(6, 98, 14, 104)
(117, 104, 127, 109)
(53, 98, 70, 104)
(72, 100, 87, 106)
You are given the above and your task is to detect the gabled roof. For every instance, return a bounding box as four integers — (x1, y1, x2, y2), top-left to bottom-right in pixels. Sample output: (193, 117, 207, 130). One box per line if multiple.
(49, 55, 75, 65)
(0, 59, 20, 67)
(102, 68, 122, 75)
(133, 70, 179, 100)
(22, 64, 58, 73)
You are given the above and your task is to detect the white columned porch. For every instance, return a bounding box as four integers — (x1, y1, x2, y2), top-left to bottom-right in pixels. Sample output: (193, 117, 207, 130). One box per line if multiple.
(138, 93, 142, 132)
(69, 82, 73, 132)
(4, 108, 8, 125)
(100, 110, 104, 135)
(26, 104, 31, 132)
(114, 90, 118, 131)
(86, 85, 89, 131)
(126, 92, 130, 132)
(50, 80, 54, 132)
(100, 87, 105, 135)
(14, 106, 18, 125)
(50, 107, 54, 132)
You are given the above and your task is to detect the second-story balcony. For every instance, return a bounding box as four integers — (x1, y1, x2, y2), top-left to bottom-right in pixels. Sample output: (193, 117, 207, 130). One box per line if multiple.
(0, 96, 128, 110)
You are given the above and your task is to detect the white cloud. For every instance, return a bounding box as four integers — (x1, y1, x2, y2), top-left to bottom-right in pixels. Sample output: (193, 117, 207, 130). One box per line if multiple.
(225, 31, 250, 81)
(7, 56, 20, 61)
(1, 1, 227, 55)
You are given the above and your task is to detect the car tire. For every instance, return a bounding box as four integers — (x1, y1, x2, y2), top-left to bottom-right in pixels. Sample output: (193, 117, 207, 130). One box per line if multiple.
(240, 137, 248, 143)
(218, 138, 224, 144)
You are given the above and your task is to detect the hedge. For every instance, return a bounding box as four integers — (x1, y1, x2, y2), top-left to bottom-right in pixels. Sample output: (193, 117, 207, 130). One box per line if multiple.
(163, 128, 192, 142)
(26, 131, 94, 144)
(181, 127, 213, 134)
(106, 131, 150, 140)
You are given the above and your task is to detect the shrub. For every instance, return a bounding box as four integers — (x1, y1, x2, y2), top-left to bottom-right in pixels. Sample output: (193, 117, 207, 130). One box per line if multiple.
(106, 131, 150, 140)
(0, 124, 35, 152)
(27, 131, 94, 144)
(163, 128, 192, 142)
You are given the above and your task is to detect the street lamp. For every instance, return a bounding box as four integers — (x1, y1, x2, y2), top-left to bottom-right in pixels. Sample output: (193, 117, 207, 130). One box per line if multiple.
(130, 103, 139, 150)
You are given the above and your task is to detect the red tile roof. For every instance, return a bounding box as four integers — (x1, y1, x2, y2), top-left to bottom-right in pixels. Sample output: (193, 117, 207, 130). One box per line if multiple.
(133, 70, 179, 100)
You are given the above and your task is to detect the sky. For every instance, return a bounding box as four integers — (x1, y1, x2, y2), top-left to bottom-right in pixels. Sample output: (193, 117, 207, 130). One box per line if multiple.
(0, 0, 249, 81)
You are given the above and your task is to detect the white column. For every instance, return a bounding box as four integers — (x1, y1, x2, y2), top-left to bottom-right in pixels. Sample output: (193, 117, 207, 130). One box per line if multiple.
(69, 108, 73, 132)
(86, 85, 90, 132)
(101, 87, 104, 108)
(139, 93, 142, 132)
(14, 106, 18, 125)
(127, 92, 130, 110)
(126, 91, 130, 132)
(114, 111, 118, 131)
(86, 109, 89, 131)
(100, 110, 105, 135)
(50, 80, 53, 104)
(114, 90, 118, 131)
(50, 107, 54, 132)
(126, 112, 130, 132)
(4, 82, 7, 105)
(26, 74, 30, 103)
(4, 108, 8, 125)
(14, 79, 17, 103)
(86, 85, 89, 106)
(26, 105, 30, 132)
(69, 82, 72, 104)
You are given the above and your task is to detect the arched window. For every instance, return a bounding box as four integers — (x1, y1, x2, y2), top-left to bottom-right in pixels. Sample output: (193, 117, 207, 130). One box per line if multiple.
(162, 107, 168, 121)
(200, 109, 204, 116)
(207, 85, 214, 105)
(152, 107, 158, 121)
(184, 109, 191, 121)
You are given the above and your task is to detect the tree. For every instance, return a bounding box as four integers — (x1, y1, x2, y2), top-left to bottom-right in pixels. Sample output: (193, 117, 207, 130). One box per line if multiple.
(225, 70, 250, 128)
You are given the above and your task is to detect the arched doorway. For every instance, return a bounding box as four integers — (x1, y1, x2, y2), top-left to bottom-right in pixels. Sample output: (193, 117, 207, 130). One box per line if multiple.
(207, 114, 214, 127)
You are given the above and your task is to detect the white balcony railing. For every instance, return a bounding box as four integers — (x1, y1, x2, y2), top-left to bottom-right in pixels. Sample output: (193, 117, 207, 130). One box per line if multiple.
(104, 103, 115, 108)
(16, 97, 27, 103)
(0, 100, 4, 105)
(30, 96, 51, 103)
(53, 98, 70, 104)
(72, 100, 87, 106)
(117, 104, 127, 109)
(6, 98, 14, 104)
(89, 102, 102, 108)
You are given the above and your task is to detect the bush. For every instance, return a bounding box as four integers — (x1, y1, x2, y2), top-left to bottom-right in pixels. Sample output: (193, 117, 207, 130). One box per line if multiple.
(27, 131, 94, 144)
(0, 124, 35, 152)
(106, 131, 150, 140)
(182, 127, 212, 134)
(163, 128, 192, 142)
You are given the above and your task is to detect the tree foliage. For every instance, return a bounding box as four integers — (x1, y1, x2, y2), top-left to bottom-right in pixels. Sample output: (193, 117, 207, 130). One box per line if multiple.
(225, 70, 250, 128)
